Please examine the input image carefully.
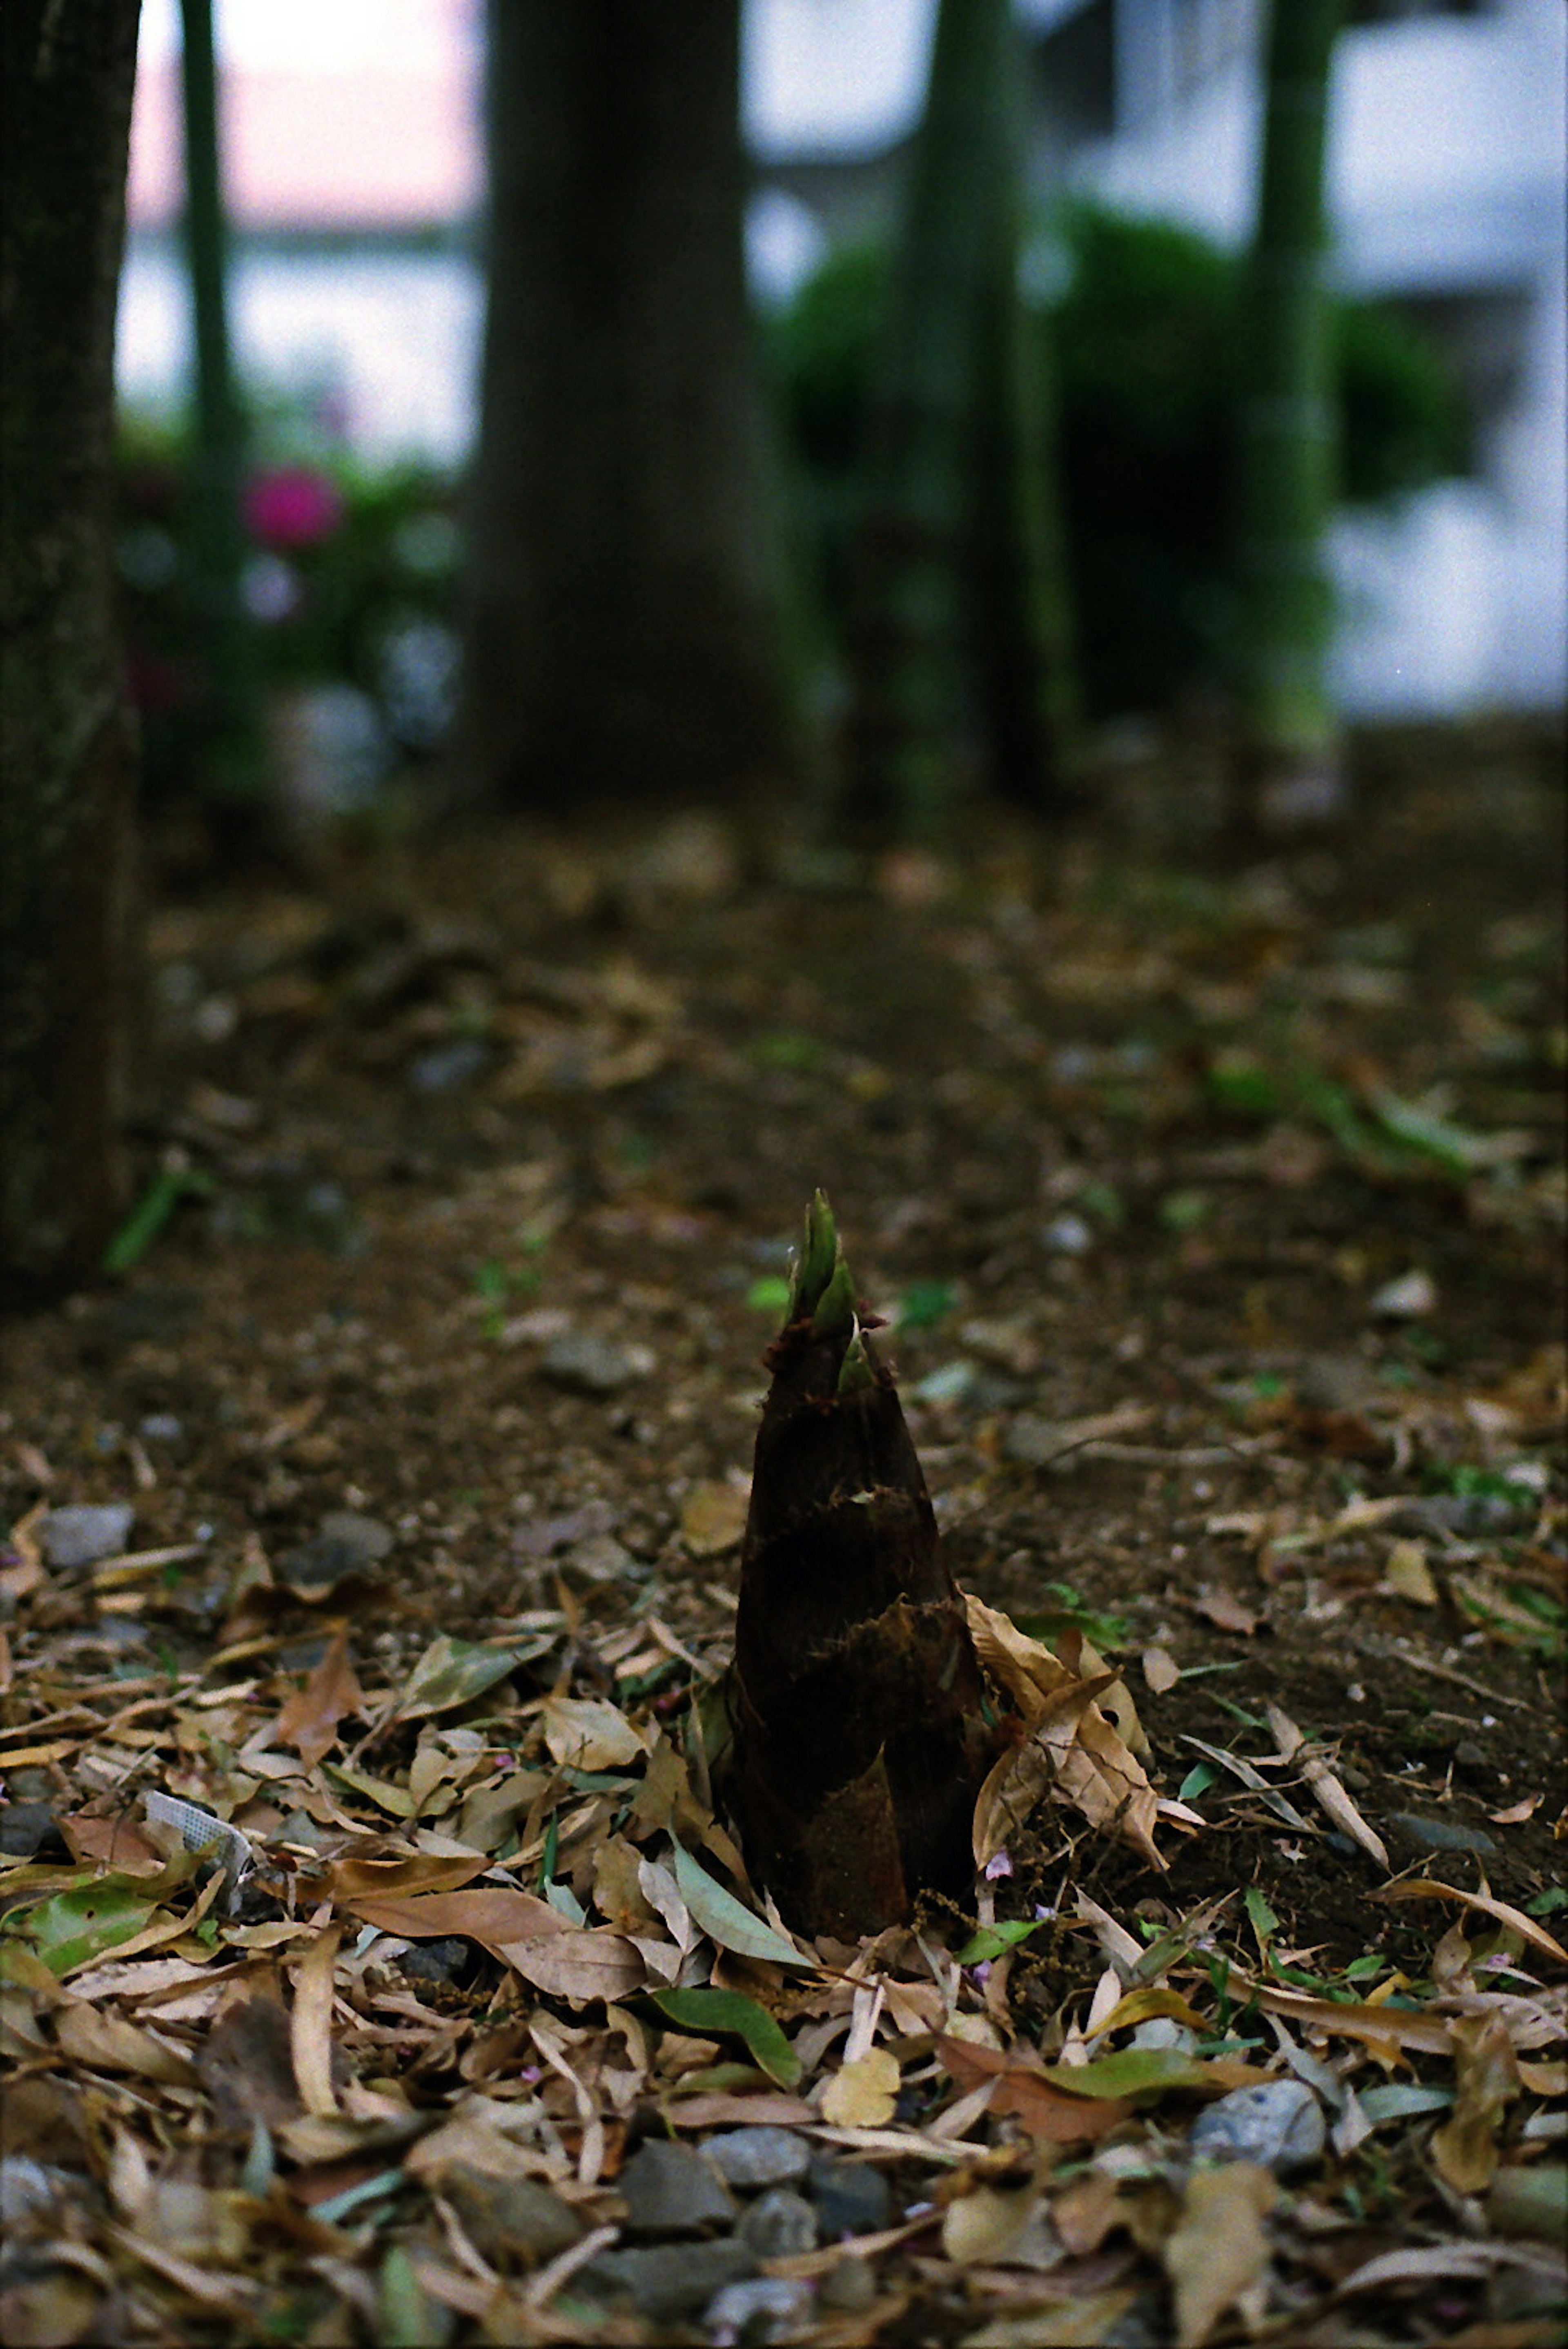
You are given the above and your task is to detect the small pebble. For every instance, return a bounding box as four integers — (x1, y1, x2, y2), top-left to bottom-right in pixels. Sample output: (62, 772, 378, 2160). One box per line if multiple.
(706, 2276, 814, 2345)
(41, 1503, 134, 1571)
(0, 1804, 68, 1860)
(578, 2239, 755, 2322)
(408, 1037, 490, 1094)
(1387, 1812, 1497, 1857)
(737, 2186, 817, 2259)
(1189, 2078, 1325, 2174)
(1043, 1212, 1094, 1256)
(396, 1938, 474, 1988)
(704, 2127, 812, 2191)
(617, 2140, 735, 2237)
(278, 1512, 394, 1592)
(541, 1330, 651, 1397)
(807, 2157, 893, 2238)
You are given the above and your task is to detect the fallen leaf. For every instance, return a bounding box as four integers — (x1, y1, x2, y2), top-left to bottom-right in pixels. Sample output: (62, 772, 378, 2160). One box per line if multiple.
(1193, 1585, 1258, 1636)
(1381, 1539, 1440, 1605)
(54, 2002, 196, 2084)
(328, 1850, 490, 1903)
(1431, 2012, 1521, 2195)
(647, 1986, 802, 2088)
(273, 1629, 366, 1770)
(1488, 1794, 1542, 1825)
(1224, 1973, 1457, 2055)
(495, 1925, 644, 2006)
(539, 1693, 644, 1771)
(1164, 2162, 1275, 2347)
(399, 1635, 547, 1721)
(670, 1841, 811, 1969)
(1370, 1877, 1568, 1965)
(291, 1928, 342, 2117)
(1142, 1646, 1181, 1694)
(936, 2037, 1129, 2144)
(940, 2182, 1044, 2267)
(822, 2048, 900, 2128)
(967, 1596, 1170, 1870)
(679, 1481, 750, 1557)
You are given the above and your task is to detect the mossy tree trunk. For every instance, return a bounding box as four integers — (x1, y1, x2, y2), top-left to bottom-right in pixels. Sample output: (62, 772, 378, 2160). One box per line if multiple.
(460, 0, 799, 808)
(1232, 0, 1344, 828)
(842, 0, 1078, 838)
(0, 0, 142, 1303)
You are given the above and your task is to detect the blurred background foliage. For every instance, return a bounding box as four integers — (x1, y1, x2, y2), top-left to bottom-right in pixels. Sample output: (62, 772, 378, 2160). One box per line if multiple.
(768, 200, 1466, 719)
(117, 392, 460, 811)
(114, 199, 1466, 810)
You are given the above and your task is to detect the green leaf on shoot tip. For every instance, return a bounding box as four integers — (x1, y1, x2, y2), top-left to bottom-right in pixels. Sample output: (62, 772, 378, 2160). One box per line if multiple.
(809, 1255, 857, 1343)
(837, 1327, 876, 1394)
(788, 1188, 839, 1322)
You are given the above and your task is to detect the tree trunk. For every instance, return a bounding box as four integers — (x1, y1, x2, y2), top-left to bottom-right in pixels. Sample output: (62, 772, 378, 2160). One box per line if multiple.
(842, 0, 1076, 837)
(178, 0, 261, 812)
(460, 0, 798, 808)
(1232, 0, 1343, 829)
(0, 0, 142, 1304)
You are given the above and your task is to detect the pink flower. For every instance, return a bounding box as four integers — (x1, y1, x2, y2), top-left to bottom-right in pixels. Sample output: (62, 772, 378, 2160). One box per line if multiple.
(245, 467, 343, 551)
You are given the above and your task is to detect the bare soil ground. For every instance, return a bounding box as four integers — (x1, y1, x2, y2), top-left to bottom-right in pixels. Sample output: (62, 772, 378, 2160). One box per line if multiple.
(2, 719, 1564, 2347)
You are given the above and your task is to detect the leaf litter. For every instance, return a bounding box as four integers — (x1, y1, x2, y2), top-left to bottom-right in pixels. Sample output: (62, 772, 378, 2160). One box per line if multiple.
(3, 744, 1565, 2342)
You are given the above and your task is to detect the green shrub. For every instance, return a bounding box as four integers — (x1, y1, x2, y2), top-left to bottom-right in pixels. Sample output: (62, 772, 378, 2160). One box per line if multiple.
(766, 200, 1468, 719)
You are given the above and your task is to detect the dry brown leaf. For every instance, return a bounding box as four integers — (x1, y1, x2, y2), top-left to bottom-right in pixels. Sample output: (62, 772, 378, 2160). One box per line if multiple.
(53, 2002, 196, 2084)
(679, 1480, 751, 1557)
(1226, 1973, 1456, 2055)
(290, 1926, 342, 2117)
(821, 2048, 901, 2128)
(1193, 1585, 1258, 1636)
(1431, 2012, 1521, 2195)
(345, 1883, 645, 2007)
(495, 1926, 644, 2006)
(1370, 1877, 1568, 1965)
(328, 1849, 490, 1903)
(940, 2183, 1046, 2268)
(539, 1693, 645, 1770)
(936, 2037, 1129, 2145)
(1381, 1540, 1439, 1605)
(1488, 1794, 1543, 1825)
(1164, 2162, 1276, 2348)
(966, 1596, 1169, 1870)
(1142, 1646, 1181, 1694)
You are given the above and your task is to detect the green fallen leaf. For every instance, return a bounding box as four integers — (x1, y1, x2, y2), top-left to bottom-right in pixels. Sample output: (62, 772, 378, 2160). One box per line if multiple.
(398, 1634, 552, 1719)
(955, 1918, 1041, 1966)
(1368, 1091, 1499, 1179)
(671, 1842, 811, 1969)
(647, 1986, 802, 2089)
(21, 1877, 165, 1975)
(1038, 2045, 1232, 2101)
(897, 1279, 955, 1330)
(1357, 2083, 1454, 2125)
(102, 1165, 215, 1277)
